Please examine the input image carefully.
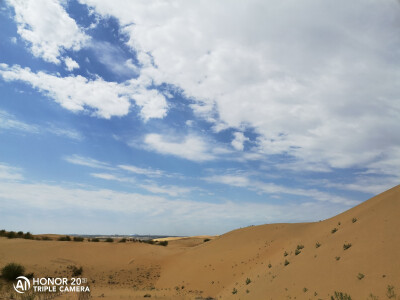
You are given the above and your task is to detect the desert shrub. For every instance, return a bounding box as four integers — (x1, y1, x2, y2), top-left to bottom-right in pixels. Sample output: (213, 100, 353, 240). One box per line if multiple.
(387, 285, 396, 299)
(1, 263, 25, 281)
(119, 238, 127, 243)
(105, 238, 114, 243)
(295, 249, 301, 255)
(268, 263, 272, 268)
(17, 231, 24, 237)
(331, 291, 352, 300)
(0, 229, 6, 236)
(158, 241, 168, 246)
(284, 259, 290, 266)
(58, 235, 71, 241)
(316, 242, 321, 248)
(41, 236, 51, 241)
(6, 231, 17, 239)
(335, 256, 341, 261)
(303, 287, 308, 292)
(343, 243, 352, 250)
(245, 278, 251, 285)
(69, 266, 83, 277)
(331, 228, 338, 234)
(73, 237, 84, 242)
(232, 288, 237, 294)
(352, 218, 357, 223)
(357, 273, 365, 280)
(296, 244, 304, 250)
(23, 232, 34, 240)
(91, 238, 99, 242)
(283, 251, 288, 257)
(144, 294, 151, 298)
(143, 240, 155, 245)
(204, 238, 211, 242)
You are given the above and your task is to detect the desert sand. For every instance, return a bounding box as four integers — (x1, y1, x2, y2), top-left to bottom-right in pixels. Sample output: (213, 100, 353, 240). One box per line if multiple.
(0, 185, 399, 299)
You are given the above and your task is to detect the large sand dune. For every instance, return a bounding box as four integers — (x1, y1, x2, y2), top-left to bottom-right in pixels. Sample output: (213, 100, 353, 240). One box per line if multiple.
(0, 185, 399, 299)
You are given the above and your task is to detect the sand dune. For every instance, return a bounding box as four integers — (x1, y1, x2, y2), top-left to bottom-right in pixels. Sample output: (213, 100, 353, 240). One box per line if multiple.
(0, 185, 399, 299)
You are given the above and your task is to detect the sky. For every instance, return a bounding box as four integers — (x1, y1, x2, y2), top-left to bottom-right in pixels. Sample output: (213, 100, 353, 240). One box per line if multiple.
(0, 0, 399, 236)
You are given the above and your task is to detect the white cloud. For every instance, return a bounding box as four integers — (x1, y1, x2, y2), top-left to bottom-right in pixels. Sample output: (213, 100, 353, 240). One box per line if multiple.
(80, 0, 400, 176)
(206, 173, 359, 206)
(64, 155, 113, 170)
(10, 37, 17, 44)
(118, 164, 165, 177)
(0, 64, 168, 120)
(0, 163, 23, 181)
(64, 57, 79, 71)
(231, 132, 248, 151)
(143, 133, 216, 162)
(6, 0, 89, 64)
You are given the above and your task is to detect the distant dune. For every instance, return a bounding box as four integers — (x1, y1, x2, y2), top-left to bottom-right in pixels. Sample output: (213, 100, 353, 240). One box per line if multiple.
(0, 185, 399, 299)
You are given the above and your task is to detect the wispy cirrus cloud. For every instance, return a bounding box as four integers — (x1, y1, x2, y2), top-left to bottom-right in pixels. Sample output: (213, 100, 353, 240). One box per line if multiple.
(64, 155, 114, 170)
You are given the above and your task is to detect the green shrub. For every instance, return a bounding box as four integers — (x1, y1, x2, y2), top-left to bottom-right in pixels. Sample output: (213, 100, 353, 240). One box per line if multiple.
(1, 263, 25, 281)
(283, 251, 288, 257)
(105, 238, 114, 243)
(316, 242, 321, 248)
(387, 285, 396, 299)
(331, 291, 352, 300)
(303, 287, 308, 292)
(6, 231, 17, 239)
(73, 237, 84, 242)
(232, 288, 237, 294)
(69, 266, 83, 277)
(295, 249, 301, 255)
(204, 238, 211, 242)
(23, 232, 34, 240)
(284, 259, 289, 266)
(91, 238, 99, 242)
(41, 236, 51, 241)
(352, 218, 357, 223)
(119, 238, 127, 243)
(357, 273, 365, 280)
(58, 235, 71, 241)
(343, 243, 352, 250)
(0, 229, 6, 236)
(268, 263, 272, 268)
(158, 241, 168, 246)
(296, 244, 304, 250)
(335, 256, 340, 261)
(331, 228, 338, 234)
(245, 278, 251, 285)
(17, 231, 24, 237)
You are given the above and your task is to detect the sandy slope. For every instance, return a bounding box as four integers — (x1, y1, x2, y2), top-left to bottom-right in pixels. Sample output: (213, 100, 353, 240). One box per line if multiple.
(0, 185, 399, 299)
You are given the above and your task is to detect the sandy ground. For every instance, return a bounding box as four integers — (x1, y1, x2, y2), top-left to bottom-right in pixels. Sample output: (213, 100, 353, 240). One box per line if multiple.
(0, 185, 399, 299)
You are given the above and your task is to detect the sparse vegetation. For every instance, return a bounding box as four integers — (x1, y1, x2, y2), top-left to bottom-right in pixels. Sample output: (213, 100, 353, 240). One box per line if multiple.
(73, 236, 84, 242)
(295, 249, 301, 255)
(331, 291, 352, 300)
(204, 238, 211, 242)
(316, 242, 321, 248)
(245, 278, 251, 285)
(91, 238, 100, 242)
(303, 287, 308, 293)
(58, 235, 71, 241)
(331, 228, 338, 234)
(387, 285, 396, 299)
(357, 273, 365, 280)
(296, 244, 304, 250)
(343, 243, 352, 250)
(144, 294, 151, 298)
(284, 259, 290, 266)
(157, 241, 168, 246)
(335, 256, 341, 261)
(69, 265, 83, 277)
(23, 232, 34, 240)
(1, 263, 25, 281)
(6, 231, 17, 239)
(105, 238, 114, 243)
(41, 236, 52, 241)
(119, 238, 127, 243)
(268, 263, 272, 268)
(232, 288, 237, 294)
(368, 294, 378, 300)
(352, 218, 357, 223)
(246, 289, 250, 293)
(284, 251, 288, 257)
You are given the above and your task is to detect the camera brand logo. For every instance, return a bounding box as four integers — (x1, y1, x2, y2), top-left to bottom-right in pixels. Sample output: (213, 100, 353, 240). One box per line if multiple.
(13, 276, 31, 294)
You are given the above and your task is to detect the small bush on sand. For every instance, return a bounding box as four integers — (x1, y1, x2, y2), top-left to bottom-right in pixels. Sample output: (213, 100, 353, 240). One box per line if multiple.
(73, 237, 84, 242)
(232, 288, 237, 294)
(23, 232, 34, 240)
(357, 273, 365, 280)
(295, 249, 301, 255)
(331, 291, 352, 300)
(0, 229, 6, 236)
(331, 228, 338, 234)
(284, 259, 290, 266)
(158, 241, 168, 246)
(296, 245, 304, 250)
(6, 231, 17, 239)
(352, 218, 357, 223)
(204, 238, 211, 242)
(58, 236, 71, 241)
(316, 242, 321, 248)
(387, 285, 396, 299)
(335, 256, 341, 261)
(105, 238, 114, 243)
(69, 266, 83, 277)
(268, 263, 272, 268)
(119, 238, 127, 243)
(91, 238, 99, 242)
(343, 243, 352, 250)
(283, 251, 288, 257)
(245, 278, 251, 285)
(1, 263, 25, 281)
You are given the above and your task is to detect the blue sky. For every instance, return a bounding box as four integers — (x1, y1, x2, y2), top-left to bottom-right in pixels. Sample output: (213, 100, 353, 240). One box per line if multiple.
(0, 0, 399, 236)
